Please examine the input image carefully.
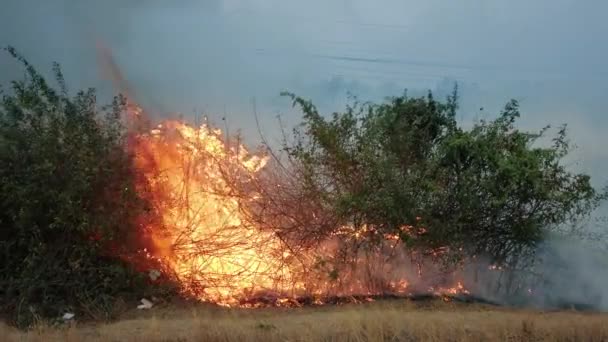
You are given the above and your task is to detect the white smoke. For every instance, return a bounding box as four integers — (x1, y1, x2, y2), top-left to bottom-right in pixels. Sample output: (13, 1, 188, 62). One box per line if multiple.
(461, 231, 608, 311)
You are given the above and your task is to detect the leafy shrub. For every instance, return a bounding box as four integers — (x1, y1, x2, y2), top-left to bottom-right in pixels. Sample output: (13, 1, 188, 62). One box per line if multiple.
(0, 47, 155, 327)
(281, 88, 605, 268)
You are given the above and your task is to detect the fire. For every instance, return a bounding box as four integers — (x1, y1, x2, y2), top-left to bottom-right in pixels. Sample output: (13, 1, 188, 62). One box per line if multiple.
(132, 118, 300, 303)
(128, 114, 470, 305)
(97, 43, 471, 306)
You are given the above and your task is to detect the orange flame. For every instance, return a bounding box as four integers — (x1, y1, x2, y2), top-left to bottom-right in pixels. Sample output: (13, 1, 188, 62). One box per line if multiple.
(131, 118, 303, 303)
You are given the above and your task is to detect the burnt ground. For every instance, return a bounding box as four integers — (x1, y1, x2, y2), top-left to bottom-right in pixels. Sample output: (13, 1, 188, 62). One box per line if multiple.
(237, 292, 503, 308)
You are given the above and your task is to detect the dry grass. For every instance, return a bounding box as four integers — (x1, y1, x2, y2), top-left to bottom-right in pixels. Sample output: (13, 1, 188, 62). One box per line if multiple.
(3, 300, 608, 341)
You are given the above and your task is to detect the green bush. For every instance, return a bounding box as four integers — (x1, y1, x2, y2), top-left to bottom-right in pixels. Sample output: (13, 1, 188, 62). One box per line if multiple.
(0, 47, 156, 327)
(282, 88, 606, 268)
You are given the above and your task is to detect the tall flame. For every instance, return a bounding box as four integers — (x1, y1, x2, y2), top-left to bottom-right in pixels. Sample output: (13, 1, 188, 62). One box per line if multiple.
(132, 119, 301, 303)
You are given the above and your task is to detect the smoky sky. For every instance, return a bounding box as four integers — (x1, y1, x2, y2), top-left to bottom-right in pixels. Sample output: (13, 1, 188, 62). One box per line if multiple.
(1, 0, 607, 189)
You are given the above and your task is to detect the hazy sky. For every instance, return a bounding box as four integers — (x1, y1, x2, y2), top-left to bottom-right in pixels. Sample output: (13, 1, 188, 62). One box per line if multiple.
(1, 0, 607, 188)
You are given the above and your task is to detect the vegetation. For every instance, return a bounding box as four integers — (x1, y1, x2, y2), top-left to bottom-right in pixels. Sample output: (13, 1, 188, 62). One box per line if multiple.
(3, 300, 608, 341)
(0, 47, 158, 327)
(0, 47, 605, 328)
(281, 89, 605, 270)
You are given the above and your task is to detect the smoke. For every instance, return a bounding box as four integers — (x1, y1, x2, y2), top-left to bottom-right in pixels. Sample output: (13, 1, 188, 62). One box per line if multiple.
(531, 236, 608, 310)
(454, 230, 608, 311)
(2, 1, 607, 134)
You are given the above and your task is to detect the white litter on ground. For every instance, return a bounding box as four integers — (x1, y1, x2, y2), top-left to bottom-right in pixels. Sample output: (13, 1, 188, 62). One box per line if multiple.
(137, 298, 153, 310)
(62, 312, 75, 320)
(149, 269, 161, 281)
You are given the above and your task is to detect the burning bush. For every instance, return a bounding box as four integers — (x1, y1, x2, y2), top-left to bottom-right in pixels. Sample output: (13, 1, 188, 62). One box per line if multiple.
(0, 48, 163, 327)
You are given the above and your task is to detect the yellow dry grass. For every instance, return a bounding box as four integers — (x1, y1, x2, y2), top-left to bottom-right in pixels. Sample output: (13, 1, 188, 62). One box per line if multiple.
(3, 300, 608, 341)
